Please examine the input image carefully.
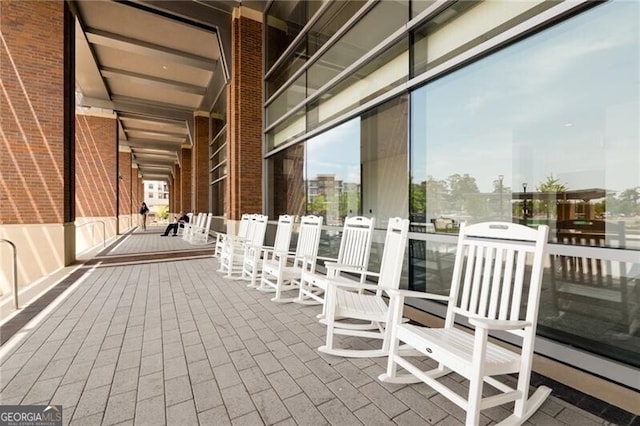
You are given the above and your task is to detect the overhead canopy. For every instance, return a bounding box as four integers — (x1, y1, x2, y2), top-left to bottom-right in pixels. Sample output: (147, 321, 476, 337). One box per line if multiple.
(73, 0, 266, 182)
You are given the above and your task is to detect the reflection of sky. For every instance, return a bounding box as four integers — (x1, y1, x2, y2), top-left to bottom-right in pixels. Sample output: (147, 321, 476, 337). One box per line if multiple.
(306, 117, 361, 183)
(411, 0, 639, 195)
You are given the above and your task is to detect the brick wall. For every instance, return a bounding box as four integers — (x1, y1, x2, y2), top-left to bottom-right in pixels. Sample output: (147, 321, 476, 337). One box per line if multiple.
(193, 115, 209, 213)
(228, 14, 263, 220)
(118, 151, 132, 215)
(0, 0, 68, 224)
(75, 115, 117, 218)
(181, 148, 192, 212)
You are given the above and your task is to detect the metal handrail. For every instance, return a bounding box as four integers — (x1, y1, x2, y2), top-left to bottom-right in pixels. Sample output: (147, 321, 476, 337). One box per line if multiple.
(76, 220, 107, 248)
(0, 239, 19, 309)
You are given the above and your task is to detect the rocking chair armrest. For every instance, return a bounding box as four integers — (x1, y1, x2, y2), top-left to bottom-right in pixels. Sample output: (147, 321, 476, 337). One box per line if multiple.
(468, 318, 530, 331)
(271, 249, 295, 257)
(386, 288, 450, 301)
(325, 262, 368, 274)
(325, 279, 381, 293)
(247, 244, 273, 251)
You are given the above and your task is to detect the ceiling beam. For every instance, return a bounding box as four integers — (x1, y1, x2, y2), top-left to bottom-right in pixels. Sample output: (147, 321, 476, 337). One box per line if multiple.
(85, 27, 217, 70)
(124, 127, 188, 139)
(125, 138, 184, 151)
(100, 67, 207, 95)
(118, 112, 185, 126)
(80, 95, 193, 122)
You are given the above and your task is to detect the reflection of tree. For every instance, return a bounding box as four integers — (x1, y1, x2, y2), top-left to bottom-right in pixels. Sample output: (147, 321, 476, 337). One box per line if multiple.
(425, 177, 448, 214)
(410, 170, 639, 225)
(410, 182, 426, 216)
(447, 173, 481, 215)
(308, 195, 327, 216)
(537, 175, 567, 218)
(339, 189, 360, 216)
(618, 188, 640, 215)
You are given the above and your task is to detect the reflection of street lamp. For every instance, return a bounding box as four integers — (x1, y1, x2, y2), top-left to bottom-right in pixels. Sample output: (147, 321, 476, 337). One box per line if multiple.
(498, 175, 504, 218)
(522, 182, 528, 222)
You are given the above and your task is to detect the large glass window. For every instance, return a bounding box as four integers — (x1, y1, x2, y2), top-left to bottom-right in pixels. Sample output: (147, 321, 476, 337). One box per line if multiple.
(270, 94, 409, 230)
(307, 0, 408, 96)
(265, 1, 367, 101)
(266, 1, 322, 71)
(308, 37, 409, 131)
(410, 0, 639, 367)
(210, 88, 227, 218)
(361, 95, 409, 229)
(266, 74, 306, 127)
(306, 118, 361, 226)
(412, 1, 556, 77)
(269, 144, 305, 219)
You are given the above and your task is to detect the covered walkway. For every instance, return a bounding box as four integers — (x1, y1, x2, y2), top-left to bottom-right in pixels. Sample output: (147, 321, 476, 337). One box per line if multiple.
(0, 228, 616, 425)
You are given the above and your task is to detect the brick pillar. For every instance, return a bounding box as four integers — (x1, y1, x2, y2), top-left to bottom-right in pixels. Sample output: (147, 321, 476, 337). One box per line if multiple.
(75, 113, 119, 246)
(0, 1, 76, 292)
(193, 114, 209, 213)
(173, 163, 181, 213)
(228, 9, 263, 220)
(118, 149, 132, 232)
(181, 148, 193, 212)
(135, 174, 143, 227)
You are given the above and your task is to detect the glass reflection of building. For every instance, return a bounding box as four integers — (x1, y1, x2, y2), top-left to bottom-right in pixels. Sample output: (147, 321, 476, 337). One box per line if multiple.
(263, 0, 640, 394)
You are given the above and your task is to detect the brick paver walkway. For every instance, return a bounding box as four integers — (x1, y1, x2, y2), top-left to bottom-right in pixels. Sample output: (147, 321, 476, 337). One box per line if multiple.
(0, 230, 614, 425)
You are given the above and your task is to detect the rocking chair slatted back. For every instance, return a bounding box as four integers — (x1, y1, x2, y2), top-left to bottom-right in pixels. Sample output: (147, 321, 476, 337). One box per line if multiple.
(294, 215, 324, 267)
(448, 222, 546, 337)
(273, 215, 294, 253)
(237, 213, 251, 239)
(376, 217, 411, 295)
(337, 216, 375, 271)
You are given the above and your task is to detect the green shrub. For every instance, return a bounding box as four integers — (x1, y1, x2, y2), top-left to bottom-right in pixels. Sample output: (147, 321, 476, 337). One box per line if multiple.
(156, 205, 169, 220)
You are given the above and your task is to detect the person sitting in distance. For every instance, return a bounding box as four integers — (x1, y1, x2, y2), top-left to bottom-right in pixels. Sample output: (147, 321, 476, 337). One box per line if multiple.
(160, 211, 190, 236)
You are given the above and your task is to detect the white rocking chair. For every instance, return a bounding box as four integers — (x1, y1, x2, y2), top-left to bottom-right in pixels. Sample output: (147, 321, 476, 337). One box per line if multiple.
(243, 215, 294, 288)
(176, 212, 193, 237)
(190, 213, 213, 245)
(214, 213, 251, 258)
(295, 216, 375, 310)
(319, 217, 409, 358)
(379, 222, 551, 426)
(219, 214, 267, 279)
(182, 212, 204, 242)
(258, 215, 323, 303)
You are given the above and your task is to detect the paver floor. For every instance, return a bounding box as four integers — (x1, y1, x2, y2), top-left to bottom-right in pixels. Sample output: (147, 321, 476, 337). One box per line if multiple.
(0, 229, 620, 425)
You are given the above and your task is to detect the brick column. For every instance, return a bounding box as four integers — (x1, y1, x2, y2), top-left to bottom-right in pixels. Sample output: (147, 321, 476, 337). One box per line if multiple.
(118, 149, 132, 232)
(193, 113, 209, 213)
(228, 9, 263, 220)
(135, 174, 143, 227)
(75, 113, 119, 247)
(0, 1, 76, 292)
(173, 163, 181, 213)
(181, 148, 193, 212)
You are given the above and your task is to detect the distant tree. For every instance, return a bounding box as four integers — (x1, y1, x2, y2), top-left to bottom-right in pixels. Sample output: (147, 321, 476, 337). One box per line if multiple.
(157, 205, 169, 220)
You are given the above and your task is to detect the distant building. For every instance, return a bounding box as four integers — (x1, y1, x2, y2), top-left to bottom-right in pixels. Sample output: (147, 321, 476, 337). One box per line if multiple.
(144, 180, 169, 212)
